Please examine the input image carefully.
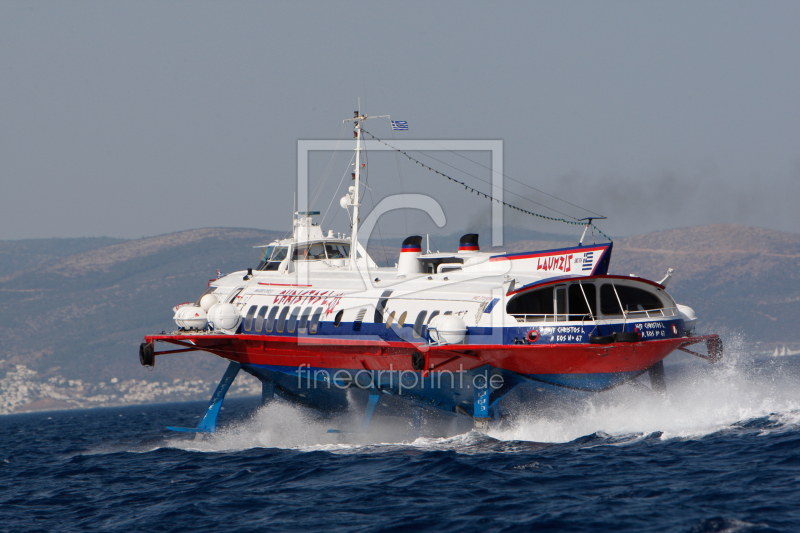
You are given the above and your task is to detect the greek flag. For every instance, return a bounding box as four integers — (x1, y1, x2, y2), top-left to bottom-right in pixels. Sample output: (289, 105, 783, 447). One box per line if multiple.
(391, 120, 408, 131)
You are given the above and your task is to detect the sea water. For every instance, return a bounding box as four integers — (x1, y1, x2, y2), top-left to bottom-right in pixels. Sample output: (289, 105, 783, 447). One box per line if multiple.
(2, 348, 799, 532)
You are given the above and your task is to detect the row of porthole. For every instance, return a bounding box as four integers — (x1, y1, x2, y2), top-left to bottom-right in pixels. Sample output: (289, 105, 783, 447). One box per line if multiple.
(243, 305, 324, 334)
(246, 305, 455, 336)
(379, 309, 453, 338)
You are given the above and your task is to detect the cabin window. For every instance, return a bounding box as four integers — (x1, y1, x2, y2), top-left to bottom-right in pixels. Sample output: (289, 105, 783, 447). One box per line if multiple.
(325, 243, 350, 259)
(507, 287, 554, 317)
(413, 311, 428, 338)
(309, 307, 324, 334)
(307, 243, 326, 259)
(443, 311, 453, 316)
(266, 306, 280, 332)
(292, 242, 327, 261)
(227, 288, 243, 304)
(334, 310, 344, 327)
(298, 307, 312, 333)
(287, 307, 302, 333)
(421, 257, 464, 274)
(254, 306, 269, 332)
(374, 290, 393, 324)
(427, 311, 440, 324)
(398, 311, 408, 327)
(258, 246, 288, 270)
(440, 266, 462, 274)
(555, 286, 567, 321)
(243, 305, 258, 331)
(568, 283, 597, 321)
(353, 308, 367, 331)
(600, 284, 663, 315)
(275, 307, 290, 333)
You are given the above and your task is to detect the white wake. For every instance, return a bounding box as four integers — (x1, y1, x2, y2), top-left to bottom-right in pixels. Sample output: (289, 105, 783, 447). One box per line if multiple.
(165, 334, 800, 453)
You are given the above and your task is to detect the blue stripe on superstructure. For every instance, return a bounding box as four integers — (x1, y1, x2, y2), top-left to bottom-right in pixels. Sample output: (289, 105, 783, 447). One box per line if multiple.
(238, 315, 685, 345)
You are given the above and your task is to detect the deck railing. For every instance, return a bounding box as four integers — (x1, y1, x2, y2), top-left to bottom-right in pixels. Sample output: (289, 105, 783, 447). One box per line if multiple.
(511, 306, 679, 323)
(624, 307, 678, 319)
(511, 313, 571, 323)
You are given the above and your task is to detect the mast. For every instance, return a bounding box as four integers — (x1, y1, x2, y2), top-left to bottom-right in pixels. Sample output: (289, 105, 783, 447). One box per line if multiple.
(351, 110, 362, 270)
(343, 106, 390, 270)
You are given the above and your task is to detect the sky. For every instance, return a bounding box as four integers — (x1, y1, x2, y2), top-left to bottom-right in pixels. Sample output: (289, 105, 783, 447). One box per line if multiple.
(1, 1, 799, 244)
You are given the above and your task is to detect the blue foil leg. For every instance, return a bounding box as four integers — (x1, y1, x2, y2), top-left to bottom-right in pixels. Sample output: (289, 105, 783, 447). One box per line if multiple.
(360, 393, 381, 432)
(473, 370, 490, 432)
(261, 380, 275, 406)
(167, 361, 241, 433)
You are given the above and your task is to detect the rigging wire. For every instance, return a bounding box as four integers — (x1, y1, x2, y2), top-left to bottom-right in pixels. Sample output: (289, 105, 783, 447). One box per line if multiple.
(414, 148, 580, 220)
(361, 129, 611, 241)
(418, 138, 605, 218)
(361, 131, 391, 266)
(385, 117, 409, 234)
(363, 129, 578, 220)
(310, 122, 348, 210)
(321, 151, 356, 231)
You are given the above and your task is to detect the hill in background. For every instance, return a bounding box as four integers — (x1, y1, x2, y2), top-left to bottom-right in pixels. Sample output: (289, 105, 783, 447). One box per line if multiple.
(0, 237, 126, 277)
(614, 225, 800, 343)
(1, 223, 797, 413)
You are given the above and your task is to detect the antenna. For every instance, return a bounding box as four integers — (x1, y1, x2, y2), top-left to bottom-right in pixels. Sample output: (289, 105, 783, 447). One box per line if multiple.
(578, 217, 607, 245)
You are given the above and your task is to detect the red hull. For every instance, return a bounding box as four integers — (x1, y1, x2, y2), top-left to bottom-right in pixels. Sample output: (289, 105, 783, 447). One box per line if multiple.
(143, 333, 717, 375)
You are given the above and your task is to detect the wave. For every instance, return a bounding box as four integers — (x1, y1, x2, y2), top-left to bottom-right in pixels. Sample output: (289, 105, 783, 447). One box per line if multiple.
(493, 336, 800, 444)
(158, 335, 800, 455)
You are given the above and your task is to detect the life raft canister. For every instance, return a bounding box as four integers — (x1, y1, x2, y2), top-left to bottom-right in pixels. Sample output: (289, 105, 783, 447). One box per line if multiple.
(527, 329, 539, 343)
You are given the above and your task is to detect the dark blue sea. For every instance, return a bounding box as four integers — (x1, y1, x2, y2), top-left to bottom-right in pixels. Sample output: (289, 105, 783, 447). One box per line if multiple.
(3, 351, 800, 532)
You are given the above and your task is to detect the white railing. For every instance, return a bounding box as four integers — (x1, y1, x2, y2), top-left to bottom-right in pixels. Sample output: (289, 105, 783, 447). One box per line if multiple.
(624, 306, 678, 319)
(511, 313, 577, 323)
(511, 306, 678, 323)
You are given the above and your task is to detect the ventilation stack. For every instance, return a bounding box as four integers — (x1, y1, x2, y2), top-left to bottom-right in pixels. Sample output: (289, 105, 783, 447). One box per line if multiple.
(397, 235, 423, 275)
(458, 233, 480, 253)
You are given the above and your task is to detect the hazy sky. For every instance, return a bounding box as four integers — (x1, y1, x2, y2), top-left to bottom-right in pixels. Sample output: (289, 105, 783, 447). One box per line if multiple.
(2, 1, 799, 243)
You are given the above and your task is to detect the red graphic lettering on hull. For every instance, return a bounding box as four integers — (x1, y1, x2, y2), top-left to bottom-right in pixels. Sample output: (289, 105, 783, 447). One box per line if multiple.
(273, 289, 343, 316)
(537, 254, 573, 272)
